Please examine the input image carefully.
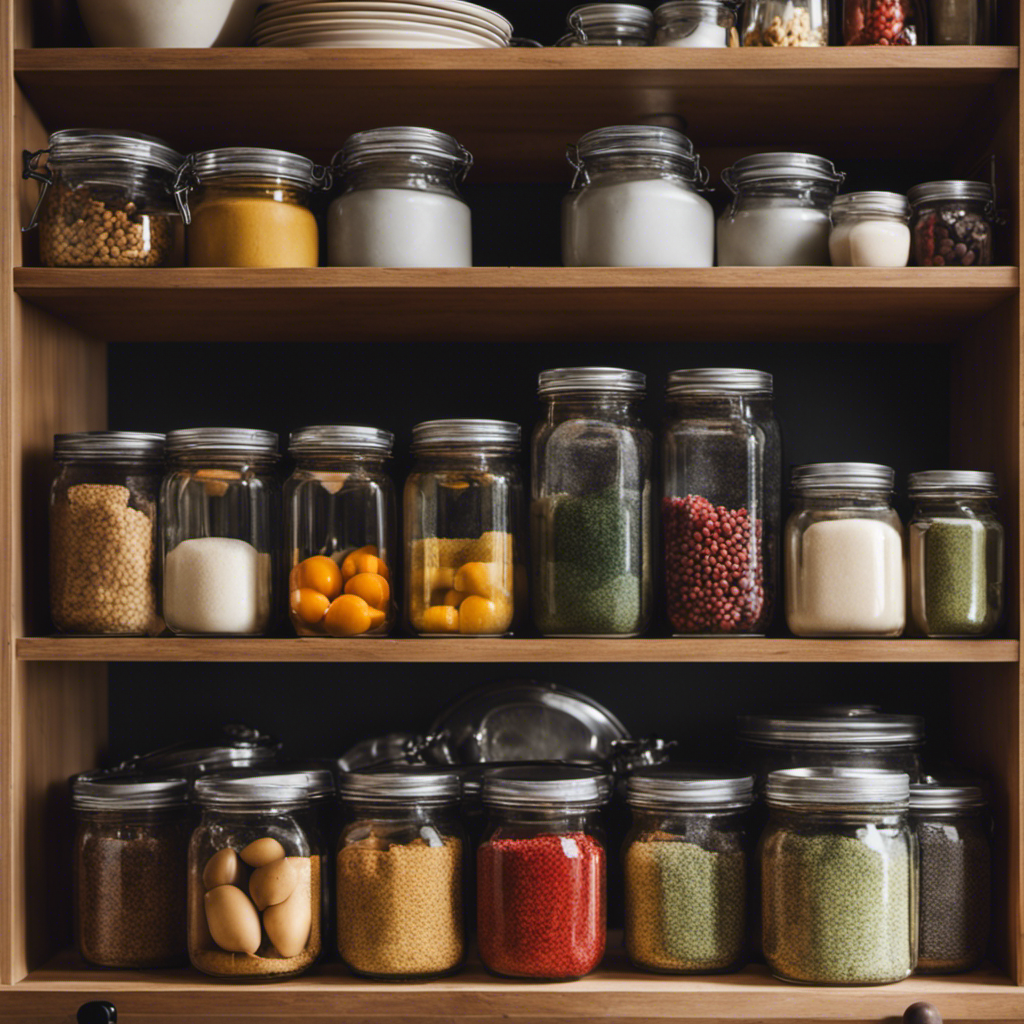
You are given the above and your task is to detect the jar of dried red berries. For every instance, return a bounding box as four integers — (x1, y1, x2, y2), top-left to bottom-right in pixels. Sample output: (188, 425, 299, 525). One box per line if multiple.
(843, 0, 923, 45)
(908, 181, 994, 268)
(477, 765, 611, 980)
(662, 369, 781, 636)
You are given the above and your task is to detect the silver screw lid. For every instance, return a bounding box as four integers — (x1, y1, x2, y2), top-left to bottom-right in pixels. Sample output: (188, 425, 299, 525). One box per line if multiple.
(666, 368, 773, 396)
(54, 431, 165, 462)
(411, 419, 520, 453)
(767, 767, 910, 808)
(72, 771, 189, 811)
(165, 428, 280, 460)
(832, 191, 910, 221)
(908, 180, 994, 207)
(538, 367, 645, 397)
(907, 470, 998, 499)
(214, 767, 337, 800)
(910, 778, 987, 812)
(626, 766, 754, 810)
(340, 766, 462, 804)
(482, 765, 612, 809)
(722, 152, 844, 192)
(738, 709, 924, 747)
(790, 462, 895, 493)
(193, 775, 309, 808)
(288, 425, 394, 458)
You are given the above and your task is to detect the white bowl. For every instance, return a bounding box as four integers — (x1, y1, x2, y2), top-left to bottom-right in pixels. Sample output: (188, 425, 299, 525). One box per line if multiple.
(77, 0, 261, 47)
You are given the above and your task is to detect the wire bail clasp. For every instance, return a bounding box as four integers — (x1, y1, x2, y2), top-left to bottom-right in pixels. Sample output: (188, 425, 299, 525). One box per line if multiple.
(172, 154, 198, 225)
(566, 143, 589, 189)
(22, 147, 53, 232)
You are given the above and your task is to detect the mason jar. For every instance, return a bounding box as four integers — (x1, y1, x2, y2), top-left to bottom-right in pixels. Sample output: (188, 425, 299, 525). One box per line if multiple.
(532, 368, 652, 636)
(908, 471, 1003, 637)
(718, 153, 845, 266)
(404, 420, 525, 636)
(843, 0, 922, 44)
(478, 766, 611, 980)
(562, 126, 714, 268)
(829, 192, 911, 268)
(908, 180, 994, 267)
(50, 432, 164, 635)
(285, 426, 397, 638)
(742, 0, 827, 45)
(785, 463, 905, 637)
(654, 0, 738, 45)
(161, 428, 280, 636)
(188, 776, 321, 979)
(329, 127, 473, 268)
(556, 3, 655, 45)
(762, 768, 917, 985)
(624, 768, 753, 974)
(662, 369, 781, 636)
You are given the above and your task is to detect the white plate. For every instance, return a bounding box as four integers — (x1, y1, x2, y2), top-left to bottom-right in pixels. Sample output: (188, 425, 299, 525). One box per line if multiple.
(255, 0, 512, 36)
(255, 23, 502, 46)
(252, 10, 506, 45)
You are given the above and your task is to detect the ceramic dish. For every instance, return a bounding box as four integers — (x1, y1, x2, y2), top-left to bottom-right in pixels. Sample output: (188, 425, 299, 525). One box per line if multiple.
(255, 0, 512, 36)
(252, 11, 506, 45)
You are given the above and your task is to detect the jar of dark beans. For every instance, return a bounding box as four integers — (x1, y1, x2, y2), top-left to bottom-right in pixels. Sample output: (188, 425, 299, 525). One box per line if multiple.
(843, 0, 922, 44)
(909, 181, 994, 267)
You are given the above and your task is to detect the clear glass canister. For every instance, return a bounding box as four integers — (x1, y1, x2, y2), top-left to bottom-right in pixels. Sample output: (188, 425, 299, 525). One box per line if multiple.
(161, 428, 280, 636)
(624, 768, 753, 974)
(51, 431, 164, 635)
(478, 766, 611, 980)
(337, 767, 465, 979)
(556, 3, 655, 45)
(662, 369, 781, 636)
(654, 0, 739, 45)
(188, 777, 321, 979)
(285, 426, 397, 638)
(908, 471, 1003, 637)
(562, 126, 714, 268)
(829, 192, 911, 268)
(404, 420, 525, 636)
(174, 148, 325, 268)
(743, 0, 828, 45)
(928, 0, 993, 43)
(73, 772, 191, 968)
(329, 127, 473, 268)
(844, 0, 922, 43)
(908, 180, 994, 267)
(762, 768, 917, 985)
(786, 463, 905, 637)
(532, 368, 652, 636)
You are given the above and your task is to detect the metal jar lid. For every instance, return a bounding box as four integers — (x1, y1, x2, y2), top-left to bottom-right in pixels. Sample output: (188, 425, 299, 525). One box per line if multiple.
(411, 419, 520, 453)
(565, 3, 655, 42)
(340, 765, 462, 805)
(908, 180, 994, 207)
(127, 727, 280, 777)
(722, 152, 844, 193)
(482, 765, 612, 809)
(910, 779, 987, 812)
(335, 127, 472, 181)
(194, 775, 309, 808)
(288, 425, 394, 458)
(656, 0, 735, 21)
(72, 771, 189, 811)
(44, 129, 183, 176)
(165, 428, 280, 461)
(832, 191, 910, 221)
(767, 767, 910, 808)
(666, 368, 773, 396)
(54, 431, 165, 462)
(214, 767, 337, 801)
(569, 126, 706, 188)
(738, 709, 924, 748)
(538, 367, 645, 397)
(627, 767, 754, 810)
(790, 462, 895, 493)
(908, 470, 998, 499)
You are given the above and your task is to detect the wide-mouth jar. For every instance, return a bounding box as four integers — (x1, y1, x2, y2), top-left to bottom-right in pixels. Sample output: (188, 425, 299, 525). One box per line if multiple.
(742, 0, 828, 45)
(556, 3, 655, 45)
(654, 0, 739, 46)
(829, 191, 911, 268)
(908, 180, 994, 267)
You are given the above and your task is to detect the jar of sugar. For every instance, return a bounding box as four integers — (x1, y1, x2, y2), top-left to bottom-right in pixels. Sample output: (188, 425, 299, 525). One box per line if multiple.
(562, 126, 714, 268)
(161, 429, 280, 636)
(784, 463, 905, 638)
(555, 3, 655, 45)
(829, 192, 911, 268)
(654, 1, 739, 46)
(718, 153, 844, 267)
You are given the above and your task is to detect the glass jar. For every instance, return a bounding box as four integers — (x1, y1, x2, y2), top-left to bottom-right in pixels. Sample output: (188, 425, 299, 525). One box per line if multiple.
(654, 0, 739, 46)
(188, 777, 321, 979)
(662, 369, 781, 636)
(174, 147, 326, 268)
(556, 3, 655, 45)
(844, 0, 922, 43)
(478, 766, 611, 980)
(23, 129, 182, 268)
(719, 153, 844, 266)
(161, 428, 280, 636)
(624, 768, 753, 974)
(762, 768, 917, 985)
(829, 192, 911, 268)
(126, 726, 280, 781)
(73, 772, 191, 969)
(532, 368, 652, 636)
(911, 780, 990, 974)
(928, 0, 993, 43)
(908, 180, 994, 267)
(329, 127, 473, 268)
(562, 126, 714, 268)
(50, 432, 164, 635)
(404, 420, 525, 636)
(284, 426, 397, 638)
(743, 0, 828, 45)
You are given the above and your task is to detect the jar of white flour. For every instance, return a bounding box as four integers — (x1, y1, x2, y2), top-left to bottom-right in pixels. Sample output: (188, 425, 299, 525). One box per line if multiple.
(829, 191, 911, 268)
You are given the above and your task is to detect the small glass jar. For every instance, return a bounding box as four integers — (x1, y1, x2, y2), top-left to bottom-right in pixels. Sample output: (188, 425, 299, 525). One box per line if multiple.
(562, 126, 714, 268)
(23, 129, 182, 268)
(188, 777, 321, 979)
(928, 0, 993, 44)
(908, 471, 1003, 637)
(174, 148, 325, 268)
(532, 368, 652, 636)
(844, 0, 922, 43)
(743, 0, 828, 45)
(785, 463, 905, 637)
(478, 766, 610, 980)
(284, 426, 397, 638)
(404, 420, 525, 637)
(624, 768, 753, 974)
(662, 369, 781, 636)
(329, 127, 473, 268)
(654, 0, 739, 46)
(830, 192, 911, 268)
(161, 429, 280, 637)
(908, 180, 994, 267)
(556, 3, 655, 45)
(762, 768, 918, 985)
(50, 432, 164, 636)
(73, 772, 191, 969)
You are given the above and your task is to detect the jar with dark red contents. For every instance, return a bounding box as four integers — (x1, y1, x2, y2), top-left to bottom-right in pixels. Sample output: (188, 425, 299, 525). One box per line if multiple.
(477, 766, 611, 980)
(843, 0, 922, 44)
(662, 369, 781, 636)
(909, 181, 994, 268)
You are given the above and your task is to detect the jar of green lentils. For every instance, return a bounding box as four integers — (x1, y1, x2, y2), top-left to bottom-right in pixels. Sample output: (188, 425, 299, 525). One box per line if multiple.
(761, 767, 917, 986)
(624, 767, 753, 974)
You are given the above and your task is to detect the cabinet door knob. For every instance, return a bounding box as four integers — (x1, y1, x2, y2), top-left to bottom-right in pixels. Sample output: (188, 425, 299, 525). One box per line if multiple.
(78, 1001, 117, 1024)
(904, 1001, 942, 1024)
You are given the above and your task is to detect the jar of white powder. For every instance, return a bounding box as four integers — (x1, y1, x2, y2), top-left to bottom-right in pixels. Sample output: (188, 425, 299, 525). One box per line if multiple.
(161, 428, 280, 636)
(654, 1, 738, 46)
(785, 463, 905, 638)
(829, 192, 911, 268)
(555, 3, 655, 45)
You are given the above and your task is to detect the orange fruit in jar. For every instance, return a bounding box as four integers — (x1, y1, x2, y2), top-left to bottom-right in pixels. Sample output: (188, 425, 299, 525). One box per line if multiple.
(454, 562, 505, 601)
(295, 555, 343, 600)
(443, 589, 466, 608)
(341, 550, 389, 583)
(366, 606, 386, 631)
(459, 595, 504, 635)
(323, 594, 372, 636)
(420, 605, 460, 634)
(290, 588, 331, 628)
(344, 572, 390, 611)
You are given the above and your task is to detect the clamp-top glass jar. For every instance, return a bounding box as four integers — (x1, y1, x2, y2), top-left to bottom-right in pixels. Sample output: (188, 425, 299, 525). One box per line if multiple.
(909, 180, 994, 267)
(742, 0, 828, 45)
(843, 0, 922, 44)
(654, 1, 739, 45)
(562, 126, 713, 267)
(829, 192, 911, 268)
(556, 3, 655, 45)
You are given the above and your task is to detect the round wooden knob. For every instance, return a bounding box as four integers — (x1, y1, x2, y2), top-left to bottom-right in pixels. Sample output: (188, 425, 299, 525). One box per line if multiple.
(904, 1002, 942, 1024)
(77, 1001, 117, 1024)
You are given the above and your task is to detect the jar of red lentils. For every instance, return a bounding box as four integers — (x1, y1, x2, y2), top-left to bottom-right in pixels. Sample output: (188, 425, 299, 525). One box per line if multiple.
(477, 765, 611, 980)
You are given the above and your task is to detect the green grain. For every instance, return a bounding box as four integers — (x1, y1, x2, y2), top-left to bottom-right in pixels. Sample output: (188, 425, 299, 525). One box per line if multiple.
(922, 519, 988, 635)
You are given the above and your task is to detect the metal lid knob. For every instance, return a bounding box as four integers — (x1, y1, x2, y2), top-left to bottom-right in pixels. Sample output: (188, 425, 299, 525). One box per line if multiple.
(78, 1002, 117, 1024)
(904, 1002, 942, 1024)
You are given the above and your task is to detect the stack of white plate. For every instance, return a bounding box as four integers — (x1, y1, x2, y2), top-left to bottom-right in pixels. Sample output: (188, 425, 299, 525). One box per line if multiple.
(251, 0, 513, 47)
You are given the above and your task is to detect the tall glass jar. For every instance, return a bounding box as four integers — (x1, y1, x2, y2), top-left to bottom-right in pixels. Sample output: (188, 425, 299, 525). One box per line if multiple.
(829, 192, 911, 268)
(654, 1, 738, 45)
(624, 768, 753, 974)
(761, 768, 917, 985)
(404, 420, 525, 636)
(329, 127, 473, 268)
(908, 471, 1003, 637)
(662, 369, 781, 636)
(161, 428, 280, 636)
(562, 126, 714, 268)
(556, 3, 655, 45)
(478, 766, 610, 980)
(908, 181, 994, 267)
(785, 463, 905, 637)
(284, 426, 396, 638)
(743, 0, 828, 45)
(188, 777, 321, 979)
(532, 368, 652, 636)
(843, 0, 922, 43)
(50, 431, 164, 635)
